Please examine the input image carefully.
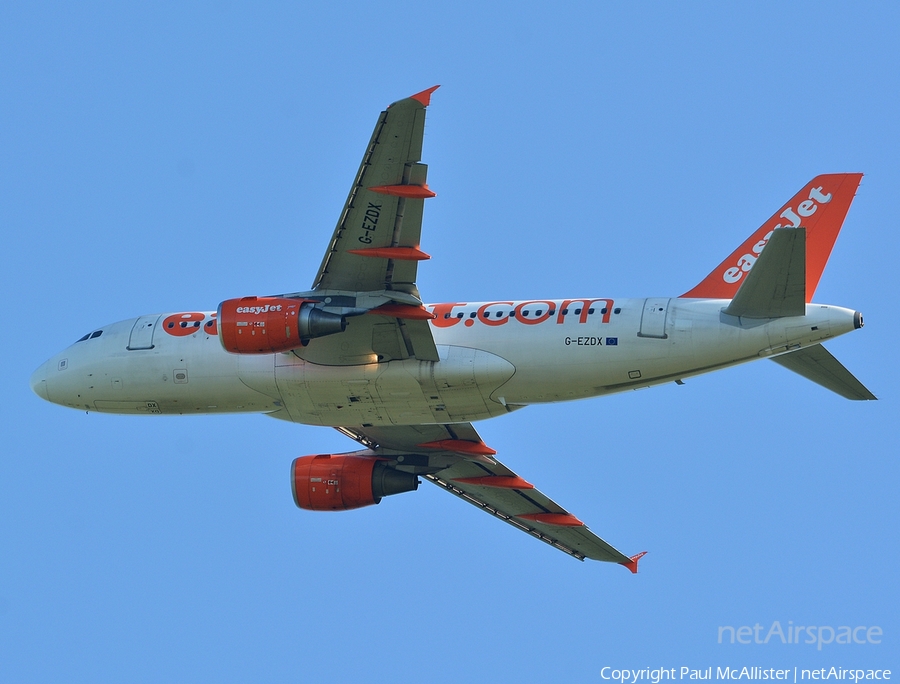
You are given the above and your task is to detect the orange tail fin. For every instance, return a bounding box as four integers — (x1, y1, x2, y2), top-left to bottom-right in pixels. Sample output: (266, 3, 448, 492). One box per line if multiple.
(682, 174, 863, 300)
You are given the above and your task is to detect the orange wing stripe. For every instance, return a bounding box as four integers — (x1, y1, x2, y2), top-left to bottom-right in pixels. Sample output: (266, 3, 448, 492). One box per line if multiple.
(369, 184, 436, 199)
(347, 246, 431, 261)
(417, 439, 497, 456)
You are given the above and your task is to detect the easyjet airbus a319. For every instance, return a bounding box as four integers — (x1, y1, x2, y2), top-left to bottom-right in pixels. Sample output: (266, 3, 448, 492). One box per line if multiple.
(31, 87, 875, 570)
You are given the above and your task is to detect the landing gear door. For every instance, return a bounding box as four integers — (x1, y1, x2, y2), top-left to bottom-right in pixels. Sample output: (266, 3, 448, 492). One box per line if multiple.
(638, 298, 670, 339)
(127, 315, 160, 350)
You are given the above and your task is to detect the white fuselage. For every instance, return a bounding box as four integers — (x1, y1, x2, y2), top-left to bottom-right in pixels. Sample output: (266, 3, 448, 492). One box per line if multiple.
(31, 297, 859, 426)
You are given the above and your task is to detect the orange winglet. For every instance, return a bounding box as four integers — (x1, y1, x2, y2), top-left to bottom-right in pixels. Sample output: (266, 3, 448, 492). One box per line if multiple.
(367, 304, 436, 320)
(417, 439, 497, 456)
(369, 184, 436, 199)
(620, 551, 648, 574)
(409, 85, 440, 106)
(347, 246, 431, 261)
(452, 476, 534, 489)
(516, 512, 584, 527)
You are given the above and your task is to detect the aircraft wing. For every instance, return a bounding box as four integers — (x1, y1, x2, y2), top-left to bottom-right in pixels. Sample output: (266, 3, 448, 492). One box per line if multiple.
(338, 423, 644, 567)
(291, 86, 441, 365)
(312, 86, 438, 296)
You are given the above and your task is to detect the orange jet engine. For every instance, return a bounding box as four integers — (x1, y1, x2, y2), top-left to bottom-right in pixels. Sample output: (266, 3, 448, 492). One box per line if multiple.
(292, 453, 419, 511)
(217, 296, 346, 354)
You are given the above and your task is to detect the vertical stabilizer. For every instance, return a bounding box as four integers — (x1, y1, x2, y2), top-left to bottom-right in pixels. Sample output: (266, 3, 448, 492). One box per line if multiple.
(683, 174, 862, 300)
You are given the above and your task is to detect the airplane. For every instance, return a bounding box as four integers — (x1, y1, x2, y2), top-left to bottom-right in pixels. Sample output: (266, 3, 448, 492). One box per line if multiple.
(30, 86, 875, 571)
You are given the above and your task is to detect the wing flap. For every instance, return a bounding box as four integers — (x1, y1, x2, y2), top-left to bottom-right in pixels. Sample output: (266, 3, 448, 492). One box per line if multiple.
(298, 312, 439, 365)
(399, 317, 440, 362)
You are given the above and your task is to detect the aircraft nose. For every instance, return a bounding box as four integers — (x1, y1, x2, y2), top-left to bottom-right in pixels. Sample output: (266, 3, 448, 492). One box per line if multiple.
(30, 362, 50, 401)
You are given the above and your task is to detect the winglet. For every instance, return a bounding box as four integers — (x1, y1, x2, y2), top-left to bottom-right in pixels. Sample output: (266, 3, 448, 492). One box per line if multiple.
(410, 85, 440, 106)
(620, 551, 648, 574)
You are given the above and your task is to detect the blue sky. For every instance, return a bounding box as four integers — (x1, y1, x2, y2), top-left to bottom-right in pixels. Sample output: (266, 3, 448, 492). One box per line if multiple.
(2, 2, 898, 682)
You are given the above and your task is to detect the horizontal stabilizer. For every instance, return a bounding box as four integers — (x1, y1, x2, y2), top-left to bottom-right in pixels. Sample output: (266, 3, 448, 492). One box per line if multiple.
(723, 228, 806, 319)
(771, 344, 876, 400)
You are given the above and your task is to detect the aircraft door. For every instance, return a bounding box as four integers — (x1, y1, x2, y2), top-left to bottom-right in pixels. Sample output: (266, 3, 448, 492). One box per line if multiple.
(127, 315, 160, 350)
(638, 298, 670, 339)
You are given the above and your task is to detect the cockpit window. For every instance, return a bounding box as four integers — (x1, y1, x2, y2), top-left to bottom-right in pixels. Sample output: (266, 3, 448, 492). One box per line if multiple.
(76, 330, 103, 343)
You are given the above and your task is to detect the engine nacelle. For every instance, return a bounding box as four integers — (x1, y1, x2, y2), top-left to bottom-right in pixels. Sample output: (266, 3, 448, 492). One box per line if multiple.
(218, 296, 346, 354)
(291, 453, 419, 511)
